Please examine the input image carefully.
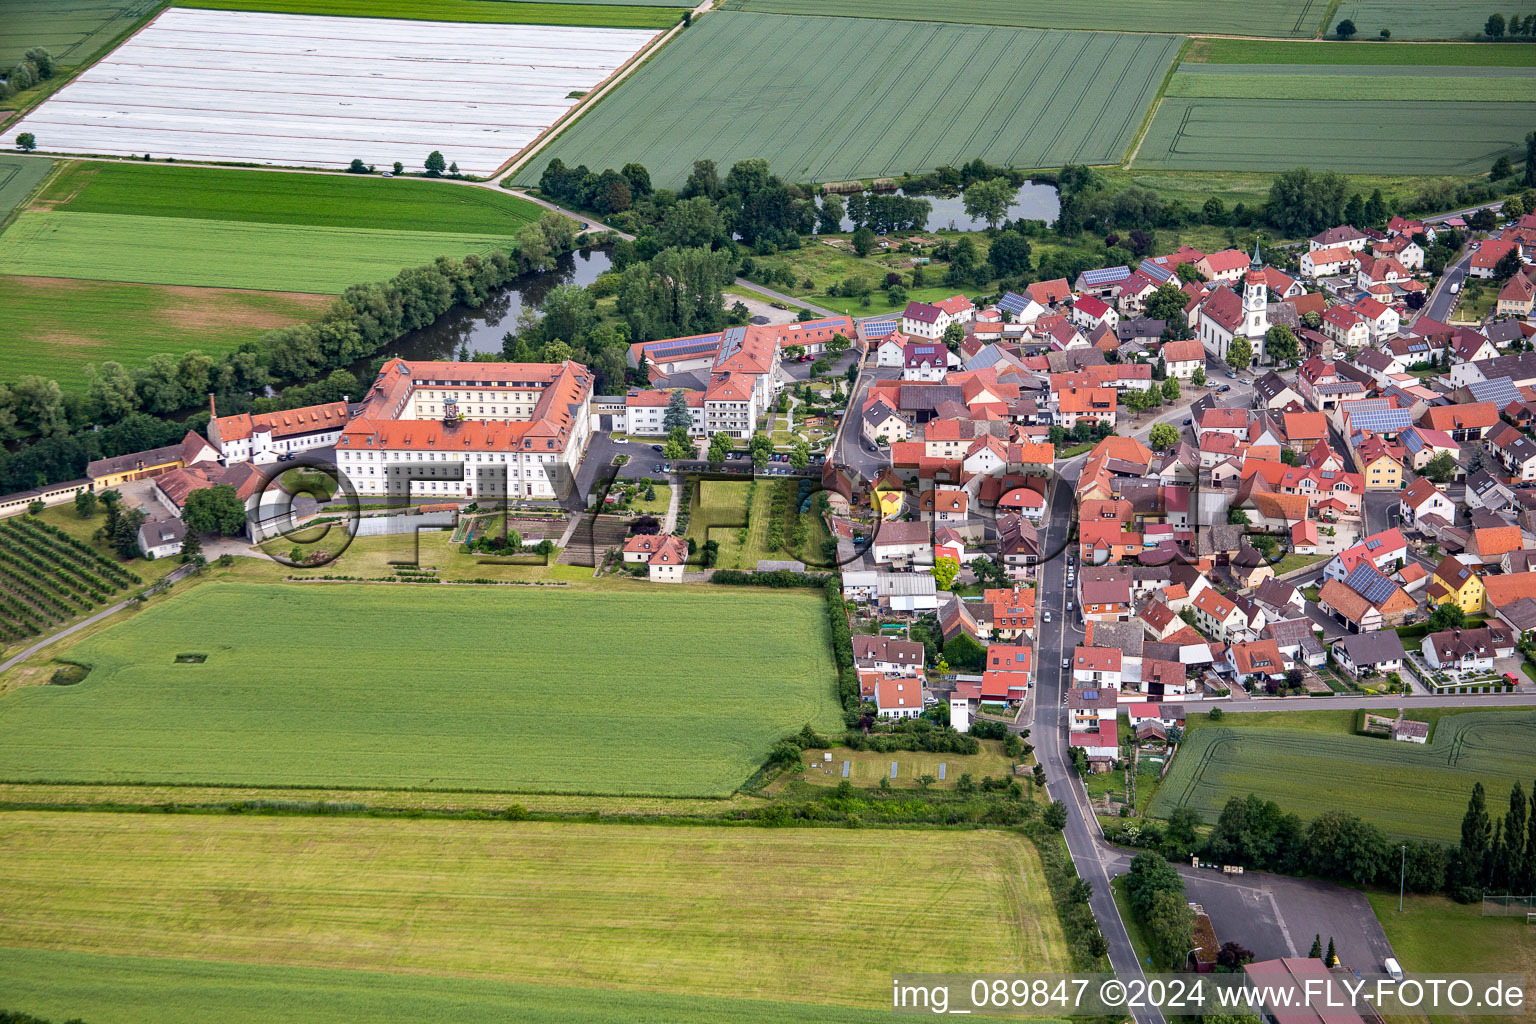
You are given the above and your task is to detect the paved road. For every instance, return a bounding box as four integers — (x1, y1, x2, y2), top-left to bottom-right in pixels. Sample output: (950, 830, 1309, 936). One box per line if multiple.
(735, 278, 841, 319)
(1420, 248, 1472, 325)
(1031, 482, 1166, 1024)
(0, 561, 198, 675)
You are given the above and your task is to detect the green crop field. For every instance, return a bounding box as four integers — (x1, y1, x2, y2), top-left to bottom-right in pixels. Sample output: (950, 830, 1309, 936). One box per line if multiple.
(1165, 64, 1536, 102)
(177, 0, 686, 27)
(1147, 711, 1536, 842)
(0, 154, 51, 223)
(0, 813, 1068, 1014)
(0, 276, 330, 389)
(36, 161, 546, 233)
(0, 210, 518, 292)
(1184, 38, 1536, 66)
(721, 0, 1324, 36)
(0, 0, 161, 67)
(0, 582, 843, 795)
(515, 12, 1183, 188)
(1134, 96, 1536, 173)
(1327, 1, 1532, 40)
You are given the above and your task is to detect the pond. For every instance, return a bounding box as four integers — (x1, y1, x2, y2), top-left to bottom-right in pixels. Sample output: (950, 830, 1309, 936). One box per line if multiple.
(816, 181, 1060, 234)
(353, 247, 614, 370)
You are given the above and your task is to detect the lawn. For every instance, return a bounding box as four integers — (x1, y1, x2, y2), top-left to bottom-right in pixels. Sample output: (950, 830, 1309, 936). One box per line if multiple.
(1367, 893, 1535, 1022)
(0, 581, 843, 795)
(1326, 2, 1531, 40)
(1134, 97, 1536, 174)
(0, 0, 161, 67)
(0, 211, 518, 292)
(513, 12, 1183, 188)
(177, 0, 686, 26)
(1183, 39, 1536, 66)
(35, 161, 548, 233)
(1270, 551, 1328, 574)
(0, 813, 1069, 1010)
(721, 0, 1325, 36)
(790, 740, 1016, 790)
(684, 478, 823, 569)
(1148, 710, 1536, 842)
(0, 276, 330, 389)
(0, 154, 51, 223)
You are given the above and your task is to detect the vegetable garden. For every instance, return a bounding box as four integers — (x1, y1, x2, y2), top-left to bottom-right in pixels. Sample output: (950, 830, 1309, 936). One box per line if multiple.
(0, 516, 141, 647)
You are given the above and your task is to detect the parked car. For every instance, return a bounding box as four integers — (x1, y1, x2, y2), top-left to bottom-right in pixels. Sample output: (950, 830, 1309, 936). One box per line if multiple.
(654, 464, 663, 472)
(651, 444, 664, 452)
(1067, 600, 1074, 612)
(1217, 384, 1231, 392)
(1062, 657, 1071, 669)
(1183, 417, 1193, 425)
(1043, 610, 1052, 623)
(662, 463, 672, 473)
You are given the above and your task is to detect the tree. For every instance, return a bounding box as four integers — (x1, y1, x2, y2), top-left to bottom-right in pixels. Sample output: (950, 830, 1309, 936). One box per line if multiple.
(1149, 422, 1180, 451)
(180, 484, 246, 537)
(790, 439, 810, 470)
(1457, 782, 1493, 897)
(749, 431, 773, 468)
(1042, 801, 1068, 830)
(1493, 155, 1515, 181)
(933, 555, 960, 591)
(1325, 937, 1337, 967)
(1423, 451, 1458, 483)
(347, 158, 368, 174)
(1227, 507, 1250, 525)
(662, 425, 692, 460)
(962, 177, 1014, 231)
(817, 193, 845, 235)
(1216, 941, 1255, 971)
(74, 490, 97, 519)
(1227, 335, 1253, 372)
(708, 431, 732, 465)
(1161, 377, 1180, 403)
(1265, 325, 1299, 366)
(1162, 806, 1202, 859)
(988, 231, 1033, 277)
(1428, 602, 1466, 632)
(99, 489, 122, 541)
(424, 150, 447, 176)
(1309, 935, 1324, 959)
(179, 526, 203, 563)
(1487, 12, 1507, 38)
(620, 162, 652, 199)
(1335, 17, 1357, 37)
(663, 388, 692, 432)
(942, 321, 966, 352)
(393, 161, 403, 175)
(112, 507, 146, 560)
(852, 225, 875, 257)
(1191, 365, 1206, 387)
(1527, 132, 1536, 187)
(16, 132, 36, 152)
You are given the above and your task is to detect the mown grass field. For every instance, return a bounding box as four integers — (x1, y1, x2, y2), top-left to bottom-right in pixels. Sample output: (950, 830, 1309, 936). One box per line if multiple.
(0, 581, 842, 795)
(1184, 38, 1536, 66)
(177, 0, 686, 27)
(0, 154, 51, 222)
(790, 741, 1016, 790)
(721, 0, 1325, 36)
(0, 275, 330, 388)
(0, 813, 1069, 1011)
(515, 12, 1183, 188)
(36, 161, 546, 232)
(0, 0, 161, 67)
(1148, 710, 1536, 842)
(1326, 1, 1527, 40)
(1134, 97, 1536, 173)
(0, 210, 518, 292)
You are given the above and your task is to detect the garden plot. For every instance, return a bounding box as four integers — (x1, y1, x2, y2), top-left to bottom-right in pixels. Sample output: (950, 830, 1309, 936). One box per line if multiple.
(0, 7, 659, 176)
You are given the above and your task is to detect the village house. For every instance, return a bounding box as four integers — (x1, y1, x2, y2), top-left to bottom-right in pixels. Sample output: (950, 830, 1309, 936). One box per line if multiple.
(621, 534, 688, 582)
(852, 635, 925, 677)
(1332, 631, 1406, 680)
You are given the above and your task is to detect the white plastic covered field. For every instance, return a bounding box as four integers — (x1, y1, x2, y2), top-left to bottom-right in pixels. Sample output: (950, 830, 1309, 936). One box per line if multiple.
(0, 7, 658, 176)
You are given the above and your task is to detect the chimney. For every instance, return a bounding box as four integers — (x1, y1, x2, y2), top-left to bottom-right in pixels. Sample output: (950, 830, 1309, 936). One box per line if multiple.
(209, 393, 216, 419)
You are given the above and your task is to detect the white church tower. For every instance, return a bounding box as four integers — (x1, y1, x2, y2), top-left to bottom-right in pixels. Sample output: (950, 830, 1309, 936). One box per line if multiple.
(1242, 240, 1269, 362)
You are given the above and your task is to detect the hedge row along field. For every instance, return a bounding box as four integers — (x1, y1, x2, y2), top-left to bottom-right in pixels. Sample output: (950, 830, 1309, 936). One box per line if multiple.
(1147, 712, 1536, 842)
(0, 582, 844, 795)
(0, 814, 1067, 1020)
(721, 0, 1325, 36)
(0, 211, 520, 293)
(1326, 0, 1533, 40)
(0, 0, 160, 67)
(514, 12, 1183, 188)
(0, 517, 141, 646)
(35, 162, 547, 234)
(179, 0, 688, 27)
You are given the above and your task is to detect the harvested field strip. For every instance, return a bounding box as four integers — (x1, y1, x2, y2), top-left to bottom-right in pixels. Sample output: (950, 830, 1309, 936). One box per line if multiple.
(1326, 1, 1531, 41)
(0, 155, 52, 222)
(0, 813, 1067, 1006)
(1133, 97, 1536, 174)
(179, 0, 687, 25)
(36, 161, 547, 232)
(1165, 67, 1536, 102)
(0, 582, 842, 796)
(1184, 38, 1536, 66)
(0, 948, 924, 1024)
(0, 0, 161, 67)
(720, 0, 1322, 37)
(0, 276, 330, 389)
(513, 12, 1182, 188)
(1147, 712, 1536, 842)
(0, 210, 517, 292)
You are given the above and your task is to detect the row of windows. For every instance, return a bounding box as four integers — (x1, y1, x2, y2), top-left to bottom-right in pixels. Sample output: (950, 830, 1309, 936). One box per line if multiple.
(340, 451, 556, 464)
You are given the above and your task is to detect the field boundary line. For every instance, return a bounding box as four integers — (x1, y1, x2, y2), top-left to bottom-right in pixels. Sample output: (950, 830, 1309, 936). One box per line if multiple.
(1315, 0, 1341, 38)
(491, 6, 692, 184)
(1123, 36, 1188, 168)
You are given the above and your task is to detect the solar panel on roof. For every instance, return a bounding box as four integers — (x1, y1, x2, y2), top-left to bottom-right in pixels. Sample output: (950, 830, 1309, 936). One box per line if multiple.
(1344, 563, 1397, 605)
(998, 292, 1029, 314)
(1081, 266, 1130, 286)
(1469, 377, 1520, 409)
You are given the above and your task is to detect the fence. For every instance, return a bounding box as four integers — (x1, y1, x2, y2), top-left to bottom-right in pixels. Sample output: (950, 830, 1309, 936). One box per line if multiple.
(1482, 894, 1536, 917)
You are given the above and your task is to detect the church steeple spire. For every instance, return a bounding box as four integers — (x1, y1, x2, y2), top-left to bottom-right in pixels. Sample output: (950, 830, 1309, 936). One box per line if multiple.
(1250, 239, 1263, 268)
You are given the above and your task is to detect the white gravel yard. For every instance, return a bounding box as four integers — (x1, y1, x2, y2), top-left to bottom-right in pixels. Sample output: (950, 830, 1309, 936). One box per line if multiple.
(0, 7, 659, 176)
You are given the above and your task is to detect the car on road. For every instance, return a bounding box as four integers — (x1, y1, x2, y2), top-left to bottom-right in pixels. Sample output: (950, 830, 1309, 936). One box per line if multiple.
(651, 445, 664, 452)
(1183, 417, 1192, 425)
(1062, 657, 1071, 669)
(1066, 600, 1074, 612)
(1217, 384, 1231, 392)
(1042, 610, 1052, 623)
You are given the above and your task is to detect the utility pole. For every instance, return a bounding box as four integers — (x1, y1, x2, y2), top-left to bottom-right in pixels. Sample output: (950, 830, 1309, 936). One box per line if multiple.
(1399, 843, 1407, 912)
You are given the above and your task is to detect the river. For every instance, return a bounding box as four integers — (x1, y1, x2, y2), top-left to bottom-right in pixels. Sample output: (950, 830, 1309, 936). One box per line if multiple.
(818, 182, 1060, 233)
